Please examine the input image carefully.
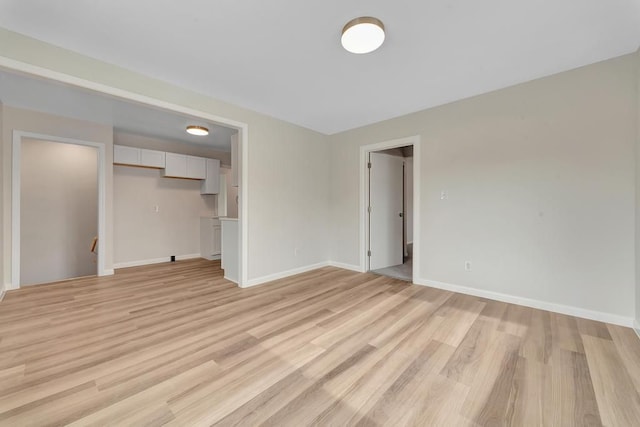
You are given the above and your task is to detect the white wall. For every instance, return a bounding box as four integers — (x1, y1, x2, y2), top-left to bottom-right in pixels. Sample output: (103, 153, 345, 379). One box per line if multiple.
(114, 165, 215, 266)
(21, 139, 97, 285)
(330, 54, 637, 323)
(0, 28, 330, 287)
(2, 105, 113, 290)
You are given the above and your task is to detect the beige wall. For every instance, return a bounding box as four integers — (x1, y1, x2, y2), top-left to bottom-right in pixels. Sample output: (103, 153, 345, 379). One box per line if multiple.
(114, 165, 215, 265)
(247, 116, 329, 278)
(21, 139, 98, 285)
(2, 105, 114, 289)
(0, 28, 331, 286)
(330, 54, 637, 321)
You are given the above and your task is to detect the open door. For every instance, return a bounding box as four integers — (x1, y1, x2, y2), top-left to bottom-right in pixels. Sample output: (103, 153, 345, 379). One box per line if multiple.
(369, 152, 404, 270)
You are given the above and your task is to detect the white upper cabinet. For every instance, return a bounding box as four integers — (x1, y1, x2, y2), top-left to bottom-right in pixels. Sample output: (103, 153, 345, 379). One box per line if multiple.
(114, 145, 165, 169)
(163, 152, 188, 177)
(230, 133, 239, 187)
(140, 149, 165, 168)
(163, 153, 207, 179)
(114, 145, 140, 165)
(201, 158, 221, 194)
(116, 145, 214, 181)
(186, 156, 206, 179)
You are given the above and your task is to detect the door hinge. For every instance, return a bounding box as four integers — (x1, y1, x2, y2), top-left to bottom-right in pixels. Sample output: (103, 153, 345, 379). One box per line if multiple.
(367, 206, 372, 213)
(367, 162, 371, 169)
(367, 250, 371, 257)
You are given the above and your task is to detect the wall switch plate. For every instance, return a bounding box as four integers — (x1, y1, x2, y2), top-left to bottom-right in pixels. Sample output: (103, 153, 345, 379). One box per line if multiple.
(440, 191, 447, 200)
(464, 261, 471, 271)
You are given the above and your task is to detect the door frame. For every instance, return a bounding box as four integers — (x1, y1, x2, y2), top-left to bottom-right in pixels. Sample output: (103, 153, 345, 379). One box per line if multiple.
(1, 57, 249, 288)
(11, 131, 106, 289)
(359, 135, 421, 282)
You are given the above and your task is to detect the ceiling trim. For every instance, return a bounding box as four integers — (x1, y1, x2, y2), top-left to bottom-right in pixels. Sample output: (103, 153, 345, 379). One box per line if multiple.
(0, 55, 250, 287)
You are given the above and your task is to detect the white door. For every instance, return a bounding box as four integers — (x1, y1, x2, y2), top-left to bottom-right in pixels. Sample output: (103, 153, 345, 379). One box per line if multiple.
(369, 152, 404, 270)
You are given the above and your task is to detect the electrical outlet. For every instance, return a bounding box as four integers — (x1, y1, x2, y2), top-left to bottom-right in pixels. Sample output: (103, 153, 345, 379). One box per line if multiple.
(294, 248, 300, 257)
(153, 205, 159, 213)
(464, 261, 471, 272)
(440, 191, 447, 200)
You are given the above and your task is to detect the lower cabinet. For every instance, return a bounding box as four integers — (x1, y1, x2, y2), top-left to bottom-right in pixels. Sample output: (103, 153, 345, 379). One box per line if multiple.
(220, 218, 239, 283)
(200, 217, 221, 260)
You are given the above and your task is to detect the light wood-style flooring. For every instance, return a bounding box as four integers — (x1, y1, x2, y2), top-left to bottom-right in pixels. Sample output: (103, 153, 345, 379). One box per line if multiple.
(1, 259, 640, 426)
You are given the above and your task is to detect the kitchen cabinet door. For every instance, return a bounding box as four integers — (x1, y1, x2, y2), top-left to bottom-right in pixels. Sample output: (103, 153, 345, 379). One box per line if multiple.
(140, 149, 165, 168)
(163, 153, 187, 177)
(186, 156, 206, 179)
(114, 145, 140, 165)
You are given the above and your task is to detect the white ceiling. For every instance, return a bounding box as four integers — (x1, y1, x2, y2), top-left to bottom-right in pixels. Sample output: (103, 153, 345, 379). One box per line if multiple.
(1, 0, 639, 135)
(0, 70, 237, 151)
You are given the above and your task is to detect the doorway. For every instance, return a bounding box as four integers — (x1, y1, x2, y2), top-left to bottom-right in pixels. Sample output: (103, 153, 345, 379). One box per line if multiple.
(11, 132, 107, 288)
(21, 139, 98, 285)
(368, 147, 413, 281)
(360, 136, 421, 283)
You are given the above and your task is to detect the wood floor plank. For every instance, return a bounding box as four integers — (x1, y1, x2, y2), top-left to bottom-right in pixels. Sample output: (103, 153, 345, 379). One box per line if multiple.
(519, 309, 552, 364)
(0, 259, 638, 425)
(440, 318, 501, 386)
(606, 324, 640, 393)
(582, 335, 640, 426)
(460, 329, 521, 423)
(352, 340, 456, 426)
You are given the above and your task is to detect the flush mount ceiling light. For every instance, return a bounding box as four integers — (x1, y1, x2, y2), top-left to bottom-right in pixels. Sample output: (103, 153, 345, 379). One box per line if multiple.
(186, 125, 209, 136)
(341, 17, 385, 54)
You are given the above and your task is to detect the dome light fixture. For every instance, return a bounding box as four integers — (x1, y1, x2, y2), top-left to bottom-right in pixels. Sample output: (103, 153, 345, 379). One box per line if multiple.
(341, 17, 385, 54)
(186, 125, 209, 136)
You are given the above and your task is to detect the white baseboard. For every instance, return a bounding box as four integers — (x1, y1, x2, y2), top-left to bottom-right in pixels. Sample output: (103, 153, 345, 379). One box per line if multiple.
(225, 274, 239, 284)
(414, 278, 634, 328)
(327, 261, 363, 272)
(101, 269, 115, 276)
(113, 254, 201, 270)
(634, 320, 640, 340)
(243, 262, 330, 288)
(0, 288, 5, 303)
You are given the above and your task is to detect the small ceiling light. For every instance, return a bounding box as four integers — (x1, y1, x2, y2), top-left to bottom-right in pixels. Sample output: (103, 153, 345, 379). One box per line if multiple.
(341, 17, 385, 54)
(186, 125, 209, 136)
